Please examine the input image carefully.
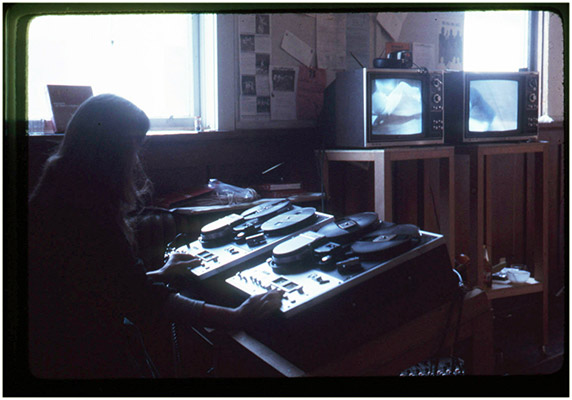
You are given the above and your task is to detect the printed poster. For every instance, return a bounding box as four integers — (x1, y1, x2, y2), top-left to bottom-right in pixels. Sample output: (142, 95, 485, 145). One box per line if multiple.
(238, 14, 272, 120)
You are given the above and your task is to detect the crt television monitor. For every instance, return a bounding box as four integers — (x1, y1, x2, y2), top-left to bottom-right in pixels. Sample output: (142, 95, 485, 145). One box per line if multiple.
(444, 71, 539, 144)
(334, 68, 444, 148)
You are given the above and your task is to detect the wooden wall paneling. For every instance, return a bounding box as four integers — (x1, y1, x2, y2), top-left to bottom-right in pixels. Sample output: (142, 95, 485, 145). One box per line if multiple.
(487, 154, 526, 266)
(345, 161, 374, 216)
(513, 154, 526, 264)
(472, 146, 484, 287)
(524, 153, 537, 272)
(421, 159, 434, 231)
(538, 124, 565, 298)
(439, 155, 455, 261)
(537, 148, 550, 344)
(392, 160, 419, 225)
(453, 152, 471, 267)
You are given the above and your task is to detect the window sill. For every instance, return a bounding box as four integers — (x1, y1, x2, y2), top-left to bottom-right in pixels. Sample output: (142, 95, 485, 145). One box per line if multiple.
(27, 127, 318, 143)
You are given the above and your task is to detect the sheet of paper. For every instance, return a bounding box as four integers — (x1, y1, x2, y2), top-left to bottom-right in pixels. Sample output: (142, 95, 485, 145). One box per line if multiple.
(412, 42, 435, 70)
(296, 65, 326, 120)
(270, 66, 297, 120)
(238, 14, 256, 34)
(376, 13, 408, 41)
(240, 96, 257, 116)
(280, 30, 315, 67)
(316, 14, 346, 70)
(255, 35, 271, 53)
(239, 52, 256, 75)
(346, 13, 370, 69)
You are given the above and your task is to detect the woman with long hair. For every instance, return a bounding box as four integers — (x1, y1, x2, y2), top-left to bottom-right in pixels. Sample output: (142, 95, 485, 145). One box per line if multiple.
(28, 94, 282, 379)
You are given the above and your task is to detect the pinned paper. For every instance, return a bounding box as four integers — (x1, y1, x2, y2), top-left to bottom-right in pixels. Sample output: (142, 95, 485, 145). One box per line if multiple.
(376, 13, 408, 41)
(316, 14, 346, 70)
(412, 42, 436, 70)
(296, 65, 326, 120)
(280, 30, 315, 67)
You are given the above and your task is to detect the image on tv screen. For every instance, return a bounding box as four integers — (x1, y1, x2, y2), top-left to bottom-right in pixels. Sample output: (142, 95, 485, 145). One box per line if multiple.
(371, 78, 422, 135)
(469, 80, 518, 132)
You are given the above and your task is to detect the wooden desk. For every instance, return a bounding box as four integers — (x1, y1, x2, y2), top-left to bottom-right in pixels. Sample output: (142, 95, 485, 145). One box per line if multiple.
(319, 147, 455, 263)
(210, 288, 494, 377)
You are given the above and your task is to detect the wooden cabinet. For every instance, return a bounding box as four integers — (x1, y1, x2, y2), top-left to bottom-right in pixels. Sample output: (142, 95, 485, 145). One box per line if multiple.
(319, 146, 456, 263)
(319, 142, 550, 347)
(454, 142, 549, 346)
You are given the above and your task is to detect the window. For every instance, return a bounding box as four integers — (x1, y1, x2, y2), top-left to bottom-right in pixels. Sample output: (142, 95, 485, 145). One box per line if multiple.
(27, 13, 217, 133)
(463, 10, 531, 72)
(463, 10, 562, 120)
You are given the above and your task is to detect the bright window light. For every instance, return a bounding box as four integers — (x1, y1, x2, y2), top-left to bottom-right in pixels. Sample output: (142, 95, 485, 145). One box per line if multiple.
(463, 11, 529, 72)
(27, 14, 217, 131)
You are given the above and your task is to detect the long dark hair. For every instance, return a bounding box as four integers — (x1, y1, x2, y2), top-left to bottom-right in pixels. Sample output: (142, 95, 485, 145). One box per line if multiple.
(30, 94, 152, 246)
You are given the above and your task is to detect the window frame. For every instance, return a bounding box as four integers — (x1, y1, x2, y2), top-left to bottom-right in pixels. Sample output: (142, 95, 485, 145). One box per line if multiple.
(24, 11, 219, 134)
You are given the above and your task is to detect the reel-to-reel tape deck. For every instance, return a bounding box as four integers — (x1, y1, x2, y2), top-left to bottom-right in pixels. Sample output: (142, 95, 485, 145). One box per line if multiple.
(226, 212, 448, 317)
(166, 202, 458, 323)
(165, 199, 334, 280)
(165, 204, 460, 371)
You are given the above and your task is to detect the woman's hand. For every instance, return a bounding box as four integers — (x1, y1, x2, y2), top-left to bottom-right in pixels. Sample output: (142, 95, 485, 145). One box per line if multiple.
(147, 253, 202, 280)
(230, 290, 284, 327)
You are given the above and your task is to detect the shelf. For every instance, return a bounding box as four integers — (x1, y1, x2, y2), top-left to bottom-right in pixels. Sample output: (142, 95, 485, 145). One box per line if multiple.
(485, 279, 543, 300)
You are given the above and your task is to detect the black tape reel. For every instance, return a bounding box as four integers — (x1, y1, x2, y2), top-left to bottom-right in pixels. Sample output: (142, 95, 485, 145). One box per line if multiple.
(316, 211, 381, 244)
(351, 224, 421, 261)
(240, 199, 292, 221)
(261, 207, 317, 236)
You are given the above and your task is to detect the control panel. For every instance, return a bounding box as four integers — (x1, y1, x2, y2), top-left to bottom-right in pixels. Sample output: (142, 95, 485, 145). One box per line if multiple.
(430, 71, 445, 136)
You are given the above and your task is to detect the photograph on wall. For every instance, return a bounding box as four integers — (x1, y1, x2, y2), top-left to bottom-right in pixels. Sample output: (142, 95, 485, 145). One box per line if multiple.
(257, 96, 271, 114)
(256, 14, 270, 34)
(241, 75, 257, 96)
(240, 34, 255, 52)
(272, 68, 296, 92)
(270, 66, 297, 120)
(256, 53, 270, 75)
(438, 19, 462, 69)
(238, 14, 272, 119)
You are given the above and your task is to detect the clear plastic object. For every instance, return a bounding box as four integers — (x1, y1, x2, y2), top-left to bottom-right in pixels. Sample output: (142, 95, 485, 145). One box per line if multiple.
(208, 179, 259, 205)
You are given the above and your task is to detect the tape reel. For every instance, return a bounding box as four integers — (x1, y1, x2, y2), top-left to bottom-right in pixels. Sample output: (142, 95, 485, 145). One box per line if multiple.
(316, 212, 382, 243)
(200, 213, 244, 244)
(351, 224, 421, 261)
(270, 231, 324, 271)
(261, 207, 317, 236)
(199, 199, 292, 247)
(241, 199, 292, 221)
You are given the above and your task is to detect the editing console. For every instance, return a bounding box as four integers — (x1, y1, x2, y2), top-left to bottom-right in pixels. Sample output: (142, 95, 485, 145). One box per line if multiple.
(174, 209, 461, 372)
(226, 212, 452, 317)
(166, 199, 334, 280)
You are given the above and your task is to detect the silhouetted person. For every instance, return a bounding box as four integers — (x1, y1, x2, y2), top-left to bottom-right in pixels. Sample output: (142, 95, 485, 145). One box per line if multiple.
(28, 94, 282, 379)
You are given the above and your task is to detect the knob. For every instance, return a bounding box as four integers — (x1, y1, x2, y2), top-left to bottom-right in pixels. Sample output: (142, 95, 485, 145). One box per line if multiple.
(528, 77, 538, 89)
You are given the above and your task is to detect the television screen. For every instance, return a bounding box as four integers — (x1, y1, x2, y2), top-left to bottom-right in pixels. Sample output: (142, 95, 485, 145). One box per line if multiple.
(371, 78, 422, 135)
(468, 79, 518, 132)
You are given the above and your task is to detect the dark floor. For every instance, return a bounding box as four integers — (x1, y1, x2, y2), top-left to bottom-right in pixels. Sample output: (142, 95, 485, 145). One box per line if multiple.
(491, 290, 566, 376)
